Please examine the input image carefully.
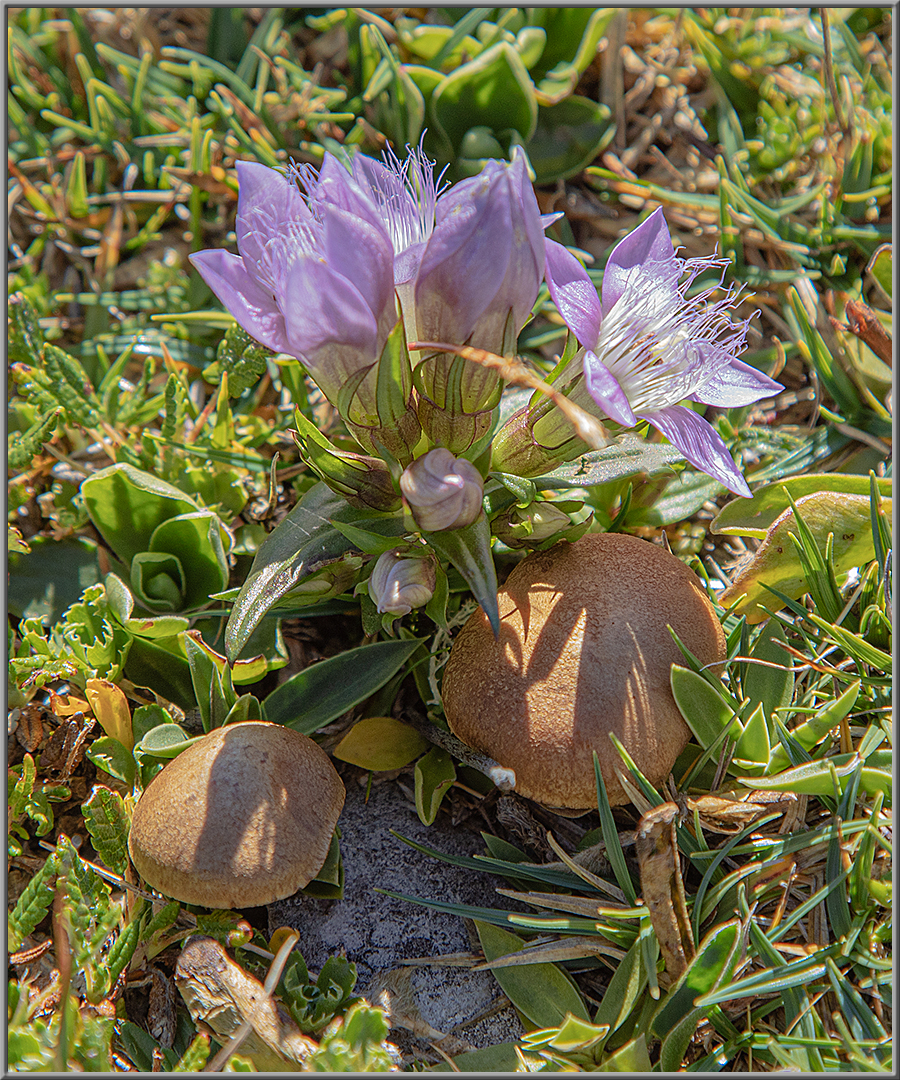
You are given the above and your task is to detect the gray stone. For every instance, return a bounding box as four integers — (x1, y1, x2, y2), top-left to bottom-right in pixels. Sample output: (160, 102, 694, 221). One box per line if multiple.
(268, 775, 525, 1057)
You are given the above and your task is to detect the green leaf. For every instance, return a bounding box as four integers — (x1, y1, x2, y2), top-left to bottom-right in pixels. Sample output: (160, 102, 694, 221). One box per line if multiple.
(173, 1033, 210, 1072)
(8, 408, 62, 471)
(734, 703, 771, 767)
(743, 620, 794, 722)
(474, 919, 589, 1030)
(670, 666, 742, 751)
(431, 1042, 528, 1072)
(767, 680, 860, 773)
(85, 736, 137, 788)
(7, 536, 101, 626)
(148, 512, 230, 611)
(530, 434, 686, 489)
(8, 850, 59, 951)
(424, 514, 499, 634)
(527, 96, 614, 184)
(81, 785, 131, 876)
(740, 752, 890, 799)
(123, 635, 196, 711)
(263, 637, 426, 733)
(651, 919, 742, 1072)
(134, 721, 196, 758)
(224, 482, 374, 661)
(81, 463, 199, 564)
(413, 746, 456, 826)
(866, 244, 892, 303)
(591, 937, 647, 1042)
(431, 41, 538, 151)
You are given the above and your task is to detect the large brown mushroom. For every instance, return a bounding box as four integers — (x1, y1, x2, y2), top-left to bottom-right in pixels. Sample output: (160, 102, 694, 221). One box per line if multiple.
(441, 533, 725, 809)
(128, 721, 345, 908)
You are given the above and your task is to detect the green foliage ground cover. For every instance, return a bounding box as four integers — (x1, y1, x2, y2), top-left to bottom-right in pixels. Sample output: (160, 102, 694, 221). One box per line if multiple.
(7, 7, 892, 1072)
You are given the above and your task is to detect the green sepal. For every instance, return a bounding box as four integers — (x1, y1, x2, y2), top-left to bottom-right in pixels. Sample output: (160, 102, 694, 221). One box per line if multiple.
(423, 513, 499, 635)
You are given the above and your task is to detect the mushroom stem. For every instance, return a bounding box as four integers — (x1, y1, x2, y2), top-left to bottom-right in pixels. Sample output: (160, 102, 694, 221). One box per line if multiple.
(401, 712, 517, 792)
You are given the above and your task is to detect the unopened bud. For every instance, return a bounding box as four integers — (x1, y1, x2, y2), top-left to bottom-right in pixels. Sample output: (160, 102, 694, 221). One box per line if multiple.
(369, 548, 437, 615)
(493, 502, 573, 547)
(400, 448, 484, 532)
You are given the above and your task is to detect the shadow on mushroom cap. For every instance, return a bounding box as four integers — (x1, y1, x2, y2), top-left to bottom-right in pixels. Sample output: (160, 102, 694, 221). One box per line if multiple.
(128, 721, 345, 909)
(442, 534, 726, 809)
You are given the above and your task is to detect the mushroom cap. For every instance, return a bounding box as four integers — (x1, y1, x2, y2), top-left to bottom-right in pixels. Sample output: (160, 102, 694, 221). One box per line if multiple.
(128, 721, 345, 908)
(441, 534, 725, 809)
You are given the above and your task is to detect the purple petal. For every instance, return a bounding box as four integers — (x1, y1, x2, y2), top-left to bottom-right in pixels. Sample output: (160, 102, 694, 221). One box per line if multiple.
(602, 207, 679, 312)
(583, 351, 636, 426)
(281, 255, 380, 357)
(313, 154, 385, 234)
(540, 211, 565, 229)
(414, 171, 514, 343)
(641, 403, 752, 497)
(544, 239, 601, 349)
(235, 162, 309, 273)
(691, 352, 784, 408)
(189, 249, 290, 354)
(320, 205, 395, 325)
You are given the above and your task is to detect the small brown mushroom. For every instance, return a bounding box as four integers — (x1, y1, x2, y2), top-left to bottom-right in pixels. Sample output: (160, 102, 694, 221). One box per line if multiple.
(441, 534, 725, 809)
(128, 721, 345, 908)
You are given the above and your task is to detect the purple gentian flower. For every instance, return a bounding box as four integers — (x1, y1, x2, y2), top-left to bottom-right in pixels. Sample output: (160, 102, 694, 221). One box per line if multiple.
(347, 143, 547, 353)
(544, 207, 783, 497)
(190, 159, 398, 412)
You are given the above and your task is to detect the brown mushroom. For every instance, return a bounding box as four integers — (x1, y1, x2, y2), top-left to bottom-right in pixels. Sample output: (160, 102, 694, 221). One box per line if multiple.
(441, 533, 725, 809)
(128, 721, 345, 908)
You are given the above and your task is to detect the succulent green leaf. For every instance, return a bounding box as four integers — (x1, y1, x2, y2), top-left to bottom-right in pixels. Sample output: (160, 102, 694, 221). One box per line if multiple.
(81, 463, 199, 564)
(528, 96, 614, 184)
(670, 666, 742, 751)
(744, 620, 794, 722)
(432, 41, 538, 151)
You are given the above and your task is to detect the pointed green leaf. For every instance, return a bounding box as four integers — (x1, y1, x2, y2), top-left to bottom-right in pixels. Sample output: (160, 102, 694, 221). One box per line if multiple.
(474, 919, 589, 1030)
(424, 513, 499, 634)
(225, 482, 376, 660)
(744, 620, 794, 722)
(670, 666, 742, 751)
(413, 746, 456, 826)
(263, 637, 426, 733)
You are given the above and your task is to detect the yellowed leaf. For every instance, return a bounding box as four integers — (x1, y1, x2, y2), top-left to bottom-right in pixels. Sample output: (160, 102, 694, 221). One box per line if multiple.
(84, 678, 133, 750)
(719, 491, 891, 624)
(333, 716, 428, 771)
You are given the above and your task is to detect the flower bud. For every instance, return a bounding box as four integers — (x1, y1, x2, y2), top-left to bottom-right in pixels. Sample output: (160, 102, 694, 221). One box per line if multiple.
(400, 449, 484, 533)
(492, 502, 573, 548)
(369, 548, 437, 616)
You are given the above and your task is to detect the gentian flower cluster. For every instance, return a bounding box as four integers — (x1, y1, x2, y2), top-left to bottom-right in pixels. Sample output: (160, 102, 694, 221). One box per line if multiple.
(197, 144, 782, 638)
